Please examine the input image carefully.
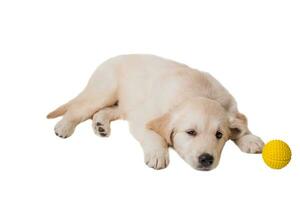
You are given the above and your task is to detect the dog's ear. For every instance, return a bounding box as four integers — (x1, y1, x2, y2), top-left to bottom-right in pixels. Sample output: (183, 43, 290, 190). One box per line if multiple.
(146, 113, 173, 145)
(228, 112, 249, 140)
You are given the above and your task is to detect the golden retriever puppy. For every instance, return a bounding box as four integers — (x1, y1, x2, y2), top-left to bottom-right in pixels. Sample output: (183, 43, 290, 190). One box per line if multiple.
(47, 54, 264, 170)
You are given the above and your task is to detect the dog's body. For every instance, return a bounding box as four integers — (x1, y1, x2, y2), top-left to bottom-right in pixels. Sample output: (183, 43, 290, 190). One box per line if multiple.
(48, 54, 264, 170)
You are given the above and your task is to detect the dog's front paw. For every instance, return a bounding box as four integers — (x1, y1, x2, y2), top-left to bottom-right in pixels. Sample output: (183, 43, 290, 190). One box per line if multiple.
(235, 134, 265, 153)
(54, 120, 75, 139)
(92, 117, 111, 137)
(144, 148, 169, 170)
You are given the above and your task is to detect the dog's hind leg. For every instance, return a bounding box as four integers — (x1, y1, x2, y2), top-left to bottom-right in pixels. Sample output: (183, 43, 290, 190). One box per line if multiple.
(92, 105, 121, 137)
(47, 59, 119, 139)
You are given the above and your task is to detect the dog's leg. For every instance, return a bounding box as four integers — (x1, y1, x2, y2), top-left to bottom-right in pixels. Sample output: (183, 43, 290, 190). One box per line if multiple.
(129, 123, 169, 170)
(226, 110, 264, 153)
(48, 60, 118, 139)
(53, 91, 117, 138)
(233, 134, 265, 154)
(92, 105, 120, 137)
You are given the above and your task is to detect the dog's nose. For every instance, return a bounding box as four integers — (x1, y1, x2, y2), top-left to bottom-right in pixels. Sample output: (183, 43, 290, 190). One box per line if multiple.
(198, 153, 214, 167)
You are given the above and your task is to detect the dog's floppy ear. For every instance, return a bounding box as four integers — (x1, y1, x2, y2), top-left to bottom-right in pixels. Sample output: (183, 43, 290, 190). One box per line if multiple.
(228, 112, 249, 140)
(146, 113, 173, 145)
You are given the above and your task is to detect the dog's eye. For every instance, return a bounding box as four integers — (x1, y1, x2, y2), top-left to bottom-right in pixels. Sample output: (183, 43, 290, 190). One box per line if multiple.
(186, 129, 197, 136)
(216, 131, 223, 139)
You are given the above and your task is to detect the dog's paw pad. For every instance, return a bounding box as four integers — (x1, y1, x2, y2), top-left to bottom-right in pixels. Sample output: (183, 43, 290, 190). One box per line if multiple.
(96, 122, 103, 126)
(144, 149, 169, 170)
(54, 120, 75, 139)
(98, 126, 105, 132)
(55, 132, 68, 139)
(93, 120, 110, 137)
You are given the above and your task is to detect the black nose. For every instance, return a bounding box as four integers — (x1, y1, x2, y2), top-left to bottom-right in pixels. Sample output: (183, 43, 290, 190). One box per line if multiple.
(198, 153, 214, 167)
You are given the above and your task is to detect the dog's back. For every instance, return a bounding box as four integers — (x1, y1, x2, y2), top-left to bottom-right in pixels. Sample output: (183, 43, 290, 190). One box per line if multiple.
(98, 55, 235, 119)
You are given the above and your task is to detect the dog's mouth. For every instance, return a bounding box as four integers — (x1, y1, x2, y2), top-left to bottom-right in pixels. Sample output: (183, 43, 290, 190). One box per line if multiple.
(196, 166, 212, 171)
(195, 163, 217, 171)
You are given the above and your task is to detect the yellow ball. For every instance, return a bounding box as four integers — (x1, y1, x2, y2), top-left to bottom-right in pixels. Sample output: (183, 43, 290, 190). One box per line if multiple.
(262, 140, 291, 169)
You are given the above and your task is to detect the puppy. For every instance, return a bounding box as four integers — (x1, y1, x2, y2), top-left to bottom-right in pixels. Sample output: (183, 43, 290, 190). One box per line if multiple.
(47, 54, 264, 170)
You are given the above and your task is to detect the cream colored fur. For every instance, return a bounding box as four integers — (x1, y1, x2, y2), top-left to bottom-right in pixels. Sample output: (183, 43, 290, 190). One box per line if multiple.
(48, 54, 264, 170)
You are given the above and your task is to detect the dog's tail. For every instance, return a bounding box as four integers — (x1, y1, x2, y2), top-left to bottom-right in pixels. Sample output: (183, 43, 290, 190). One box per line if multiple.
(47, 101, 73, 119)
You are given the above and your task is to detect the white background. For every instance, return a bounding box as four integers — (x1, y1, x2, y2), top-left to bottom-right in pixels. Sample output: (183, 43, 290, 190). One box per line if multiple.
(0, 0, 299, 199)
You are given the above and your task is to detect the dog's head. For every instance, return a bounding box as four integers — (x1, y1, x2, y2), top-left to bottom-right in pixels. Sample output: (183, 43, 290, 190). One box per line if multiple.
(147, 97, 248, 171)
